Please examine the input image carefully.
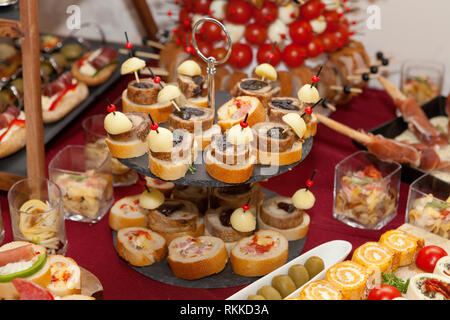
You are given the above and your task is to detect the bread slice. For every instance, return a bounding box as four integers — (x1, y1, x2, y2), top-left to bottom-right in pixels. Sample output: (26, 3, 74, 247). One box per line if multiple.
(0, 123, 26, 159)
(116, 227, 167, 267)
(145, 177, 175, 197)
(71, 50, 117, 86)
(230, 230, 289, 277)
(257, 210, 310, 241)
(188, 95, 208, 108)
(46, 255, 81, 297)
(108, 194, 147, 231)
(42, 82, 89, 123)
(167, 235, 228, 280)
(205, 207, 253, 243)
(194, 124, 222, 150)
(205, 145, 256, 184)
(217, 96, 266, 131)
(257, 140, 303, 166)
(211, 182, 264, 211)
(122, 89, 173, 123)
(105, 136, 148, 159)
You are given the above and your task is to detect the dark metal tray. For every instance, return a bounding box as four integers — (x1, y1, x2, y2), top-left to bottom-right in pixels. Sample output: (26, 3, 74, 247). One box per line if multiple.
(352, 95, 447, 184)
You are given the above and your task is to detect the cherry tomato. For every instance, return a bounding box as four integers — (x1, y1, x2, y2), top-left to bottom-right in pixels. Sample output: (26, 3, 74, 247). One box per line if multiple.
(192, 0, 212, 14)
(201, 21, 223, 42)
(300, 0, 322, 21)
(225, 0, 253, 25)
(282, 43, 306, 68)
(179, 7, 192, 26)
(256, 43, 282, 66)
(228, 43, 253, 69)
(320, 32, 338, 52)
(323, 10, 341, 33)
(212, 47, 228, 61)
(416, 246, 448, 272)
(334, 25, 350, 48)
(367, 285, 402, 300)
(289, 20, 313, 45)
(244, 23, 268, 46)
(253, 0, 278, 27)
(306, 37, 323, 58)
(195, 39, 213, 57)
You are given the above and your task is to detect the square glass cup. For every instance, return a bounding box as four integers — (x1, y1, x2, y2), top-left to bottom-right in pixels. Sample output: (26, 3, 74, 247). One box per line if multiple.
(82, 114, 138, 187)
(400, 59, 445, 106)
(406, 173, 449, 239)
(48, 144, 114, 223)
(7, 177, 67, 255)
(333, 151, 401, 230)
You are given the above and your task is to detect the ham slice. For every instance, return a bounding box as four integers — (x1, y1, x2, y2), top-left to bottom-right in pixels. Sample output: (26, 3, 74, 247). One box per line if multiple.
(43, 71, 73, 97)
(0, 243, 35, 267)
(0, 105, 21, 129)
(91, 46, 118, 70)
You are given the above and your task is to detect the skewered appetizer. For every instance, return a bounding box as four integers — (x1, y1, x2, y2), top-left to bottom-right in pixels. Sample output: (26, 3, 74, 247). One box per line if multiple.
(116, 227, 167, 267)
(145, 177, 175, 197)
(104, 110, 151, 159)
(177, 59, 208, 108)
(168, 103, 220, 150)
(46, 255, 81, 297)
(258, 196, 310, 241)
(167, 235, 228, 280)
(171, 185, 208, 215)
(205, 131, 256, 184)
(147, 199, 204, 244)
(53, 169, 113, 221)
(0, 241, 51, 300)
(298, 280, 344, 300)
(211, 182, 263, 211)
(217, 96, 266, 131)
(352, 241, 398, 274)
(204, 206, 254, 253)
(0, 105, 26, 158)
(147, 127, 198, 181)
(378, 229, 424, 267)
(230, 230, 288, 277)
(71, 46, 118, 86)
(405, 273, 449, 300)
(108, 194, 148, 231)
(41, 71, 88, 123)
(252, 121, 303, 166)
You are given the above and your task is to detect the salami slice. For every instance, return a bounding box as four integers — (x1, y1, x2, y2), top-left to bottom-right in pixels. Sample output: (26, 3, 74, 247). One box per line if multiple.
(12, 278, 55, 300)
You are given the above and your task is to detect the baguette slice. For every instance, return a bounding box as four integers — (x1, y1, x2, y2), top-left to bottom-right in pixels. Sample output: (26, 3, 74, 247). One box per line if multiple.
(167, 235, 228, 280)
(205, 145, 256, 184)
(195, 124, 222, 150)
(188, 95, 208, 108)
(109, 194, 147, 231)
(230, 230, 288, 277)
(105, 137, 148, 159)
(0, 122, 26, 159)
(205, 207, 253, 243)
(71, 50, 117, 86)
(116, 227, 167, 267)
(122, 89, 173, 123)
(145, 177, 175, 197)
(46, 255, 81, 297)
(211, 182, 264, 211)
(217, 96, 266, 131)
(257, 140, 303, 166)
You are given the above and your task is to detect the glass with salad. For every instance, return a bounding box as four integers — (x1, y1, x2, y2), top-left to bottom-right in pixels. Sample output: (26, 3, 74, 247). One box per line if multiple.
(49, 145, 114, 223)
(401, 59, 444, 106)
(406, 173, 450, 239)
(333, 151, 401, 229)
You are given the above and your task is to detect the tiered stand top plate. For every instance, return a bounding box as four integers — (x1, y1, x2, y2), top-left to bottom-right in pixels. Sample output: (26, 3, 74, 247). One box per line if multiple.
(118, 90, 313, 187)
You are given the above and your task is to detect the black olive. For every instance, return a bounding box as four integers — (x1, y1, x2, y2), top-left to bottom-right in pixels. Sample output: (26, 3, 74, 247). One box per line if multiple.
(370, 66, 379, 74)
(271, 99, 299, 111)
(277, 202, 296, 213)
(376, 51, 384, 60)
(174, 107, 205, 120)
(241, 79, 268, 91)
(132, 82, 153, 89)
(219, 208, 235, 227)
(381, 58, 389, 66)
(343, 85, 352, 94)
(267, 127, 288, 139)
(362, 73, 370, 81)
(157, 202, 184, 216)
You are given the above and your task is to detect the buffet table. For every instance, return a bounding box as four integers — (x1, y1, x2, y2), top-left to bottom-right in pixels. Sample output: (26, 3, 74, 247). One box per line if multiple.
(0, 78, 409, 300)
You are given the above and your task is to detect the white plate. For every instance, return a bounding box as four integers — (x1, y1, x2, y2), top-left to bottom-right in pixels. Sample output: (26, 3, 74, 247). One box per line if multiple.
(226, 240, 352, 300)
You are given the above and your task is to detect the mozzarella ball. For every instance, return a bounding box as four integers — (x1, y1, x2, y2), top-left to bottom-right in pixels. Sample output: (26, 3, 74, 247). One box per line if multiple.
(292, 188, 316, 210)
(147, 127, 173, 152)
(139, 188, 165, 210)
(157, 84, 181, 103)
(226, 123, 254, 145)
(282, 113, 306, 139)
(177, 60, 202, 77)
(104, 111, 133, 135)
(298, 84, 320, 104)
(230, 207, 256, 233)
(255, 63, 277, 81)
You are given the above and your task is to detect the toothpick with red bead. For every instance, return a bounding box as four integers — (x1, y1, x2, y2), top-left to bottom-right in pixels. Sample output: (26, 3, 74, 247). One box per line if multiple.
(138, 174, 152, 193)
(124, 31, 133, 58)
(148, 113, 159, 134)
(305, 169, 317, 191)
(267, 42, 277, 65)
(146, 66, 164, 89)
(106, 98, 116, 115)
(242, 199, 251, 212)
(185, 34, 193, 59)
(301, 98, 323, 118)
(240, 113, 249, 131)
(311, 65, 323, 88)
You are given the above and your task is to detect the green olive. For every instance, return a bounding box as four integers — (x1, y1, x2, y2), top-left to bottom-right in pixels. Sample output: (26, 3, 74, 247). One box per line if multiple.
(50, 53, 68, 68)
(247, 295, 266, 300)
(40, 61, 53, 75)
(10, 78, 23, 94)
(288, 264, 310, 288)
(304, 256, 325, 278)
(271, 275, 296, 298)
(256, 285, 282, 300)
(61, 43, 83, 60)
(0, 90, 14, 105)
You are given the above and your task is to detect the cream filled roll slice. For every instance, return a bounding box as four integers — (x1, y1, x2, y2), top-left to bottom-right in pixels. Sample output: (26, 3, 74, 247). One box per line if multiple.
(325, 260, 371, 300)
(217, 96, 266, 131)
(298, 280, 344, 300)
(122, 79, 173, 123)
(104, 111, 150, 158)
(433, 256, 450, 279)
(352, 241, 397, 273)
(108, 194, 147, 231)
(252, 122, 303, 166)
(116, 227, 167, 267)
(378, 229, 424, 267)
(405, 273, 450, 300)
(230, 230, 288, 277)
(46, 255, 81, 297)
(230, 78, 280, 109)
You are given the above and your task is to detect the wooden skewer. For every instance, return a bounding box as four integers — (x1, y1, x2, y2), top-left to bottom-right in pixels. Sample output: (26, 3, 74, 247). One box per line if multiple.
(377, 75, 407, 102)
(372, 58, 399, 67)
(134, 71, 140, 83)
(140, 67, 169, 77)
(315, 113, 372, 145)
(347, 73, 379, 81)
(144, 39, 165, 50)
(330, 85, 363, 94)
(119, 48, 160, 60)
(354, 66, 389, 74)
(322, 99, 337, 112)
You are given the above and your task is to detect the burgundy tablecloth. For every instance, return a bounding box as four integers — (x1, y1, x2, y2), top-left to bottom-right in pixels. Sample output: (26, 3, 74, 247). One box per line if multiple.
(0, 79, 409, 300)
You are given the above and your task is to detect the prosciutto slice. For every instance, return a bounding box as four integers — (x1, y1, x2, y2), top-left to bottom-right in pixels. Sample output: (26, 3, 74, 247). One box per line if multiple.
(0, 243, 35, 267)
(90, 46, 118, 70)
(0, 105, 20, 129)
(42, 71, 73, 97)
